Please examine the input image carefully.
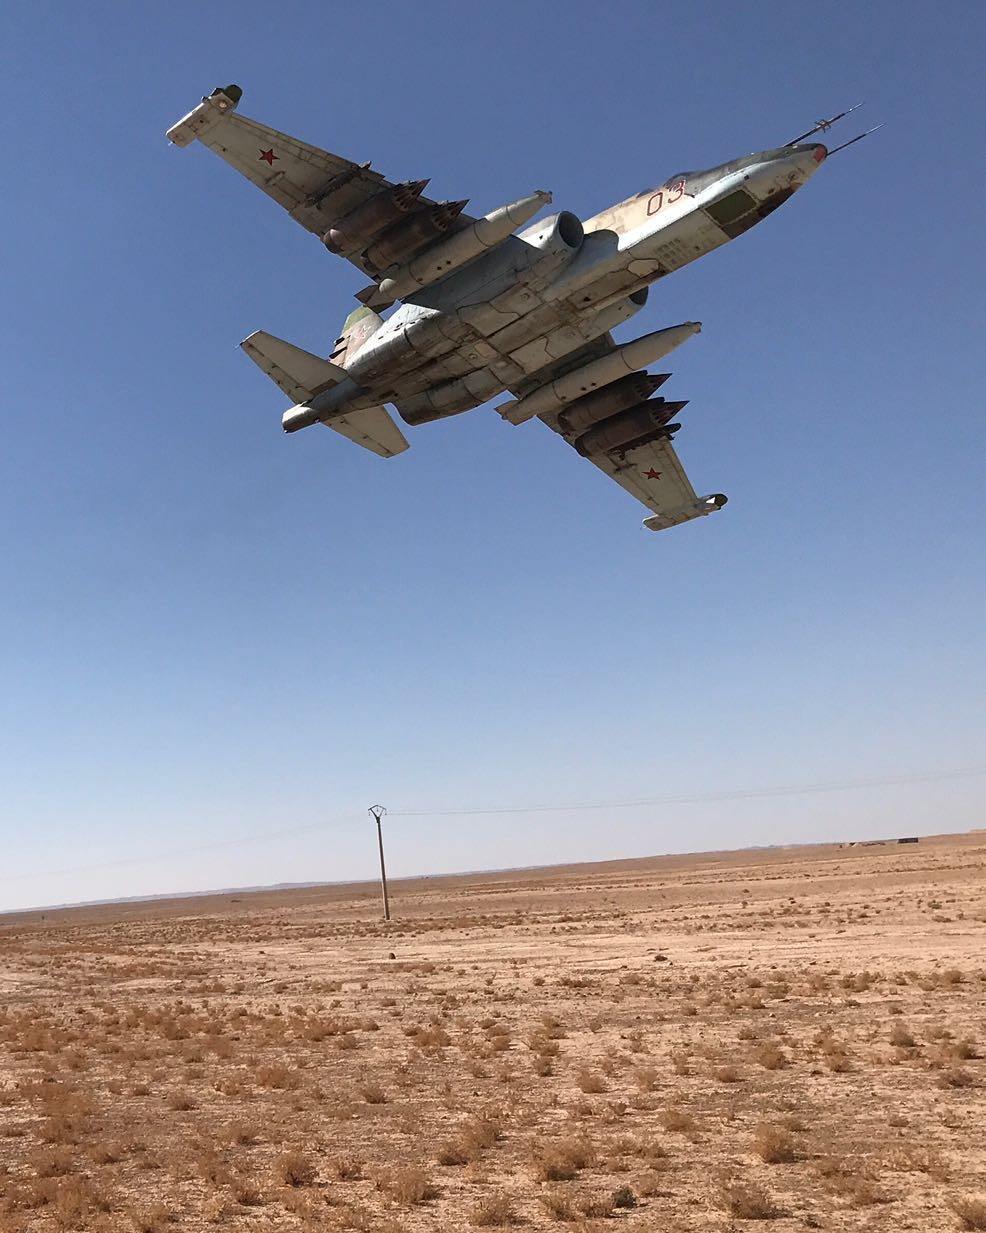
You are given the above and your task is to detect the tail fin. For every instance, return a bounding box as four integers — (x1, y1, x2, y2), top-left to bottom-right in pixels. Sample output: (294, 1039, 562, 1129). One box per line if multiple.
(330, 306, 384, 367)
(240, 331, 348, 404)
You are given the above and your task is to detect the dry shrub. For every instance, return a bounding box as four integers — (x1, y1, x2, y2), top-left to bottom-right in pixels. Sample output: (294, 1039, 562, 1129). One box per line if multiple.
(89, 1141, 123, 1165)
(952, 1196, 986, 1230)
(470, 1192, 515, 1226)
(612, 1184, 637, 1209)
(753, 1123, 797, 1164)
(229, 1179, 264, 1207)
(533, 1137, 596, 1183)
(890, 1023, 917, 1048)
(196, 1152, 232, 1188)
(227, 1121, 260, 1147)
(720, 1180, 781, 1220)
(131, 1203, 173, 1232)
(376, 1166, 438, 1205)
(714, 1064, 743, 1083)
(30, 1148, 74, 1178)
(255, 1063, 298, 1090)
(575, 1192, 615, 1218)
(274, 1150, 316, 1187)
(329, 1157, 364, 1181)
(576, 1068, 606, 1094)
(39, 1176, 111, 1227)
(659, 1107, 697, 1135)
(828, 1175, 891, 1207)
(753, 1041, 789, 1070)
(166, 1092, 196, 1112)
(938, 1067, 976, 1089)
(528, 1034, 560, 1058)
(360, 1082, 387, 1104)
(633, 1065, 658, 1091)
(884, 1145, 949, 1181)
(438, 1115, 501, 1165)
(539, 1190, 577, 1222)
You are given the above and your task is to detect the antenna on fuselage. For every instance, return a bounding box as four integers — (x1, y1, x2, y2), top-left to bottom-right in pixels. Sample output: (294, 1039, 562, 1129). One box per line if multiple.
(826, 124, 886, 156)
(786, 103, 864, 146)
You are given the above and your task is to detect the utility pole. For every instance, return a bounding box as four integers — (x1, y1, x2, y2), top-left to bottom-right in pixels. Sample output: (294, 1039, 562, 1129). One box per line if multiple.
(368, 805, 390, 921)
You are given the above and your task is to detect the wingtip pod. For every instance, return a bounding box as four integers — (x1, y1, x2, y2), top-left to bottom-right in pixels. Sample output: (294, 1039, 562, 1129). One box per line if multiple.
(642, 493, 727, 533)
(166, 84, 241, 147)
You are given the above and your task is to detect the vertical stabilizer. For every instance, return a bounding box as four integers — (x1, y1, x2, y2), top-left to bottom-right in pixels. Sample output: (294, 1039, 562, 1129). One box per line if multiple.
(330, 306, 384, 367)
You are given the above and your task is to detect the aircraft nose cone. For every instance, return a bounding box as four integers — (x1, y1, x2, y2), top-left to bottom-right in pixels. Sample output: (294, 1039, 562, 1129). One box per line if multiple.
(810, 143, 828, 163)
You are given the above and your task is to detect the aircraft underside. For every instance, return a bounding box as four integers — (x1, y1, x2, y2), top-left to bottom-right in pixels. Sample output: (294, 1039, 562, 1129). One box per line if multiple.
(167, 84, 859, 531)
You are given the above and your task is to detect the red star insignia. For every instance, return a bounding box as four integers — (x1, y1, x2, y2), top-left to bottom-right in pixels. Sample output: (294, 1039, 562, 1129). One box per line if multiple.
(258, 148, 278, 166)
(644, 468, 662, 480)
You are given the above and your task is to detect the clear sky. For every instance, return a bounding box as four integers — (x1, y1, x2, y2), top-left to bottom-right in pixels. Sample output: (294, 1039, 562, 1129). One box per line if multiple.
(2, 1, 983, 912)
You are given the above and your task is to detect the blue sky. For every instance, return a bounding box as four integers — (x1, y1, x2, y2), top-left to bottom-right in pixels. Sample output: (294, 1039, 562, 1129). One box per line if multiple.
(2, 1, 983, 911)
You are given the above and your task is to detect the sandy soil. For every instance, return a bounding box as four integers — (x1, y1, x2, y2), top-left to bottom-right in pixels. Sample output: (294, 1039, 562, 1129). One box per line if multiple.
(1, 832, 984, 1231)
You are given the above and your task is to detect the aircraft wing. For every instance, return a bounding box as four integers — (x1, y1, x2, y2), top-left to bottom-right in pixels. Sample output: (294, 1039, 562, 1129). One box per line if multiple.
(166, 85, 472, 279)
(513, 337, 727, 532)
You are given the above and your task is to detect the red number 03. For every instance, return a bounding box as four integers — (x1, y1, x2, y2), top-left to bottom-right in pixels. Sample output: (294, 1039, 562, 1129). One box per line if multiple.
(647, 181, 685, 216)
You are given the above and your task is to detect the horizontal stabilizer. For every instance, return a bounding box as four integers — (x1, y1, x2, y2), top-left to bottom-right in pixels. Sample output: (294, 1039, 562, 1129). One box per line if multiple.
(324, 406, 409, 458)
(240, 330, 348, 404)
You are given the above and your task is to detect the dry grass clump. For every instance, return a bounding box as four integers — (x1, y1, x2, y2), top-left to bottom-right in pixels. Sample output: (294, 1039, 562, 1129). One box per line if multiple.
(229, 1178, 264, 1207)
(227, 1121, 260, 1147)
(612, 1184, 638, 1209)
(437, 1114, 501, 1166)
(539, 1190, 578, 1222)
(360, 1081, 387, 1104)
(753, 1123, 797, 1164)
(255, 1063, 299, 1090)
(274, 1150, 317, 1187)
(327, 1156, 364, 1181)
(131, 1203, 174, 1232)
(720, 1180, 781, 1219)
(576, 1068, 606, 1094)
(752, 1041, 789, 1070)
(826, 1174, 890, 1207)
(30, 1147, 75, 1177)
(632, 1065, 658, 1091)
(890, 1022, 917, 1048)
(532, 1137, 596, 1182)
(659, 1107, 697, 1135)
(375, 1166, 438, 1205)
(165, 1091, 196, 1111)
(952, 1196, 986, 1230)
(538, 1187, 619, 1221)
(884, 1144, 949, 1181)
(9, 1175, 113, 1226)
(470, 1192, 516, 1226)
(937, 1066, 977, 1089)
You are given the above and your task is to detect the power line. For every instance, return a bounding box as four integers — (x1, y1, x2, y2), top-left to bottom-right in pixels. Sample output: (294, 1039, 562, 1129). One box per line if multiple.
(388, 765, 986, 817)
(3, 764, 983, 884)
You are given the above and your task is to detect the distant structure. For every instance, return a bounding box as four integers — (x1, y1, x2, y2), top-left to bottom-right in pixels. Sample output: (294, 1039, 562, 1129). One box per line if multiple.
(897, 836, 920, 844)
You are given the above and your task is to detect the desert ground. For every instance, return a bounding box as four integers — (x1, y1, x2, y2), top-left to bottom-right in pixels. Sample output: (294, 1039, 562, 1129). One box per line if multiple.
(1, 832, 985, 1232)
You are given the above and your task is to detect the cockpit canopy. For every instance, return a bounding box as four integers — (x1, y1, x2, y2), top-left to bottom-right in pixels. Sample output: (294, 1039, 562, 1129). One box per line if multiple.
(662, 147, 805, 196)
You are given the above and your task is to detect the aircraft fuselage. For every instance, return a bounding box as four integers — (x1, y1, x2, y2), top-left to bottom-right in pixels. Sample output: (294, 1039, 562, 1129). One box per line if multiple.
(325, 144, 826, 427)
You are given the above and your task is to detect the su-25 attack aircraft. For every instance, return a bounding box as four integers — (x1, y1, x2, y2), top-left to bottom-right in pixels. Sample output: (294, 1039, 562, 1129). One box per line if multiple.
(167, 88, 877, 532)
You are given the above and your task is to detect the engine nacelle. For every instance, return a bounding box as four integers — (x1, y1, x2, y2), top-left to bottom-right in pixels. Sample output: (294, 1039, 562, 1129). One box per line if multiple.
(519, 210, 584, 261)
(574, 399, 688, 457)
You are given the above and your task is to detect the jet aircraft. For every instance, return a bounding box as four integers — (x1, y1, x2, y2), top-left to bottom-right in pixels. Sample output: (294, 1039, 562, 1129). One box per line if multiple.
(167, 87, 872, 532)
